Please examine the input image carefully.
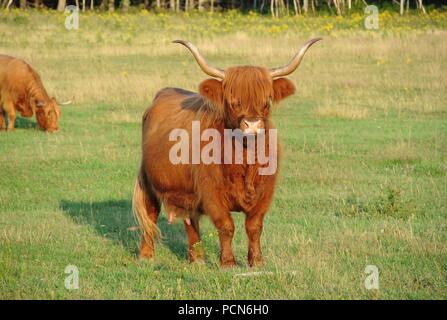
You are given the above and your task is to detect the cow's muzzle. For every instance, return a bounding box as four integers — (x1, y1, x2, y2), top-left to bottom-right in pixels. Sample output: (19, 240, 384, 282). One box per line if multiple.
(239, 118, 265, 135)
(45, 127, 59, 133)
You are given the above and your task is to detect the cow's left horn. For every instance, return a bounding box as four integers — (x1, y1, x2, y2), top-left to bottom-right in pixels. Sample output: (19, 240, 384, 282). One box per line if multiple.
(270, 38, 322, 78)
(173, 40, 225, 79)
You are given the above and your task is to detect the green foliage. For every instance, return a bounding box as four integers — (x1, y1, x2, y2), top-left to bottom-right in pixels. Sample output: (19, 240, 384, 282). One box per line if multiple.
(337, 187, 414, 220)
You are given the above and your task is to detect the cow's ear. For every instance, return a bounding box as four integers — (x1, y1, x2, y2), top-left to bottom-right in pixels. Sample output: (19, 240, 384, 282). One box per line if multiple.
(272, 78, 296, 103)
(199, 78, 223, 107)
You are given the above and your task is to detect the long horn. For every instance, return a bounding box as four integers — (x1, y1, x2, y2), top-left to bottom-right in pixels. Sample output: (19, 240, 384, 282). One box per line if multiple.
(59, 96, 74, 106)
(173, 40, 225, 79)
(270, 38, 322, 78)
(60, 100, 72, 106)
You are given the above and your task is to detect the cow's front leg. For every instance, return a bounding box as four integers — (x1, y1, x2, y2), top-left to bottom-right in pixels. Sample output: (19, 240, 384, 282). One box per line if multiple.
(204, 202, 236, 267)
(5, 101, 16, 131)
(184, 217, 204, 263)
(245, 213, 266, 267)
(214, 213, 236, 267)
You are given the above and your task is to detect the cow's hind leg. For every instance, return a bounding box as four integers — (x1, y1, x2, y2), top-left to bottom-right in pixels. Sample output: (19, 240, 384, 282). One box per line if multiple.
(184, 216, 204, 263)
(138, 202, 160, 260)
(132, 168, 160, 260)
(0, 107, 5, 131)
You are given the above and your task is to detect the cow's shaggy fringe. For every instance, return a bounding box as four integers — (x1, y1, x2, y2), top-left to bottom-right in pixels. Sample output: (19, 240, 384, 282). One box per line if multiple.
(132, 168, 160, 249)
(223, 67, 273, 111)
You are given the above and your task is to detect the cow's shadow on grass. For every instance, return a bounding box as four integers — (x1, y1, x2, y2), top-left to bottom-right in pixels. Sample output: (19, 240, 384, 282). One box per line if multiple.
(60, 200, 187, 260)
(15, 117, 38, 129)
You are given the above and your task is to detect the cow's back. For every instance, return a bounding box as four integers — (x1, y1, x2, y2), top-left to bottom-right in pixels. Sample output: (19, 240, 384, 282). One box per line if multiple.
(1, 55, 29, 84)
(0, 56, 31, 100)
(0, 55, 15, 96)
(0, 55, 46, 117)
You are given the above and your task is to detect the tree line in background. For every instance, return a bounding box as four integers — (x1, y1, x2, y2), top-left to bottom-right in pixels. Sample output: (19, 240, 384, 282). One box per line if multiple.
(1, 0, 444, 16)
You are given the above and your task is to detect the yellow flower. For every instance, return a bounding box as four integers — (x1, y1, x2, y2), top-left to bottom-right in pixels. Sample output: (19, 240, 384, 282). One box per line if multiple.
(324, 23, 333, 32)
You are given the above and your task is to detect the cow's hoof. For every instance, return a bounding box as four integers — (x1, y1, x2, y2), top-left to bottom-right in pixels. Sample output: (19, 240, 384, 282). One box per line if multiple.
(189, 252, 205, 264)
(189, 244, 205, 262)
(248, 258, 264, 268)
(138, 250, 154, 261)
(190, 258, 205, 265)
(138, 254, 154, 261)
(221, 259, 237, 268)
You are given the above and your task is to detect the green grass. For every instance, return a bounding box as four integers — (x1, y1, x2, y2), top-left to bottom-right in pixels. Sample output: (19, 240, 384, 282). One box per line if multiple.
(0, 10, 446, 299)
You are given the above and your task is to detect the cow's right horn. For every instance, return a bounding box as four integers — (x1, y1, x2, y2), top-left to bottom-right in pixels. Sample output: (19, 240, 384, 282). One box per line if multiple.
(60, 100, 72, 106)
(270, 38, 322, 78)
(59, 96, 75, 106)
(173, 40, 225, 79)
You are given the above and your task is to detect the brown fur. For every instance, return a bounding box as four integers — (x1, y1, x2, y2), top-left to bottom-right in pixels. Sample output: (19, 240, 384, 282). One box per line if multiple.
(0, 55, 60, 132)
(133, 66, 295, 267)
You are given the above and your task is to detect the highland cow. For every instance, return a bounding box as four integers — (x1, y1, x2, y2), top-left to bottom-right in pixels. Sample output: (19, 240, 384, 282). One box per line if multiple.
(0, 55, 65, 132)
(133, 39, 321, 267)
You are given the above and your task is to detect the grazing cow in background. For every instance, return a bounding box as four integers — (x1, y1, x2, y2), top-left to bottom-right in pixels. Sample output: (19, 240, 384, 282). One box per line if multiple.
(0, 54, 68, 132)
(133, 38, 321, 267)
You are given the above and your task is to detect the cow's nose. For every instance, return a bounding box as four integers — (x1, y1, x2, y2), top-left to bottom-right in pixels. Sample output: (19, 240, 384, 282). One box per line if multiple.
(240, 118, 264, 134)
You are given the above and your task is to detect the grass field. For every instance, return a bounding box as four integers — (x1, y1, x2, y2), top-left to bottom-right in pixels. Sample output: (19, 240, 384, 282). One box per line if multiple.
(0, 9, 446, 299)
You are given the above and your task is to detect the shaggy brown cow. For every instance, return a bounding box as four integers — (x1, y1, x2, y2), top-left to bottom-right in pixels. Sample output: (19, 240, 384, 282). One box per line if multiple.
(133, 38, 321, 267)
(0, 54, 62, 132)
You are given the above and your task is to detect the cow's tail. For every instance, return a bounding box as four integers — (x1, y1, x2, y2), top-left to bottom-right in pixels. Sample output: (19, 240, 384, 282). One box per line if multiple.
(132, 167, 160, 248)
